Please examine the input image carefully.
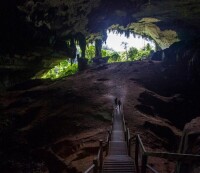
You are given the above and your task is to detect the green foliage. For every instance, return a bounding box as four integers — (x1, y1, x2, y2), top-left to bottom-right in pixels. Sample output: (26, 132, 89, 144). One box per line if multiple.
(85, 45, 114, 63)
(146, 43, 152, 51)
(101, 49, 113, 57)
(85, 45, 95, 63)
(127, 43, 153, 61)
(84, 42, 154, 66)
(41, 60, 78, 80)
(108, 52, 121, 63)
(128, 47, 138, 60)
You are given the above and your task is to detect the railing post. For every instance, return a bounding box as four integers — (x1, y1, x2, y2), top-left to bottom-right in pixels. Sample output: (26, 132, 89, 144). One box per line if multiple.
(106, 130, 109, 156)
(93, 159, 98, 173)
(124, 129, 127, 142)
(141, 154, 147, 173)
(135, 135, 139, 173)
(99, 140, 103, 170)
(126, 129, 128, 145)
(127, 128, 130, 146)
(124, 122, 127, 141)
(128, 138, 131, 156)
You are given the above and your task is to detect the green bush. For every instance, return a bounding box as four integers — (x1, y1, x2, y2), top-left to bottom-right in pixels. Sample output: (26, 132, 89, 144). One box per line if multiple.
(127, 43, 153, 61)
(85, 45, 95, 63)
(41, 60, 78, 80)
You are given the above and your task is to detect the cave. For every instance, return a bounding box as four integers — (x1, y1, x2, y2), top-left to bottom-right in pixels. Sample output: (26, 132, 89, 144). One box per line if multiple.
(1, 0, 200, 172)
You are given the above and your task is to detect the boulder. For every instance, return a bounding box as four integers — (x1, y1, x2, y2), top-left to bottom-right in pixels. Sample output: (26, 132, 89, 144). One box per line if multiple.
(92, 56, 109, 65)
(78, 58, 88, 71)
(151, 50, 163, 61)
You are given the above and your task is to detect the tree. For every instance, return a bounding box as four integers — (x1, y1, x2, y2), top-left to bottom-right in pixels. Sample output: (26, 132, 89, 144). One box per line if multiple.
(85, 45, 95, 63)
(121, 41, 128, 60)
(145, 43, 152, 51)
(128, 47, 138, 60)
(108, 52, 120, 62)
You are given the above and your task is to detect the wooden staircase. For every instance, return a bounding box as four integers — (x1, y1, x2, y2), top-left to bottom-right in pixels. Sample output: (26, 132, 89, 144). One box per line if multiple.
(84, 102, 200, 173)
(102, 107, 136, 173)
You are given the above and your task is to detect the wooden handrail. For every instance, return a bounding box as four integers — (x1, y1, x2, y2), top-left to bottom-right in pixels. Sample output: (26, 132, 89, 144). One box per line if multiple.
(106, 130, 111, 156)
(145, 151, 200, 161)
(132, 134, 200, 173)
(84, 139, 106, 173)
(99, 140, 103, 170)
(120, 105, 132, 155)
(146, 165, 159, 173)
(84, 105, 129, 173)
(127, 128, 130, 142)
(120, 104, 127, 135)
(93, 159, 98, 173)
(84, 164, 95, 173)
(84, 119, 112, 173)
(137, 134, 146, 153)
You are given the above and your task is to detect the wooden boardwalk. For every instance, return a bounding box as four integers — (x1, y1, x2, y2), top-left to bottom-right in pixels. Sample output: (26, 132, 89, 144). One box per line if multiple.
(102, 107, 136, 173)
(84, 103, 200, 173)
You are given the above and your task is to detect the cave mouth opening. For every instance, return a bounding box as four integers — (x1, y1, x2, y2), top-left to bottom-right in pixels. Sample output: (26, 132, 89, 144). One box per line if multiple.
(85, 27, 157, 64)
(38, 30, 156, 80)
(100, 30, 156, 63)
(104, 30, 155, 52)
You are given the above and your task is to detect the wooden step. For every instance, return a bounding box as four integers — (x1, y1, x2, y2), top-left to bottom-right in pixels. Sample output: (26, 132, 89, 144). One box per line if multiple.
(111, 130, 125, 141)
(101, 107, 136, 173)
(109, 141, 128, 155)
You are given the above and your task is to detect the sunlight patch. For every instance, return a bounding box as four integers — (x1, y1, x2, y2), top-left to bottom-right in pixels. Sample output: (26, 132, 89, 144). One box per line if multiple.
(40, 60, 78, 80)
(104, 31, 155, 52)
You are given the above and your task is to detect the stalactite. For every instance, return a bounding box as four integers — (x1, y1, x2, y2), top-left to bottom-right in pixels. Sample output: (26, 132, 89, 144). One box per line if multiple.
(101, 29, 107, 43)
(95, 39, 102, 57)
(76, 32, 86, 58)
(70, 37, 76, 60)
(125, 30, 130, 38)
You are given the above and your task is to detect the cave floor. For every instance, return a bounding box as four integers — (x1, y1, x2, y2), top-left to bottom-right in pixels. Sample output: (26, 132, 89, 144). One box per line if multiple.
(1, 60, 200, 173)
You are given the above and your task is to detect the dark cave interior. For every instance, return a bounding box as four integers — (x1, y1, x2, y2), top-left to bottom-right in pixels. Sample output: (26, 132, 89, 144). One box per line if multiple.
(0, 0, 200, 172)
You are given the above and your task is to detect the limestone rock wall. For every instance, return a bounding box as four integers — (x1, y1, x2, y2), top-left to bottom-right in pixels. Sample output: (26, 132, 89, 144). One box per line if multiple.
(162, 39, 200, 83)
(1, 0, 200, 89)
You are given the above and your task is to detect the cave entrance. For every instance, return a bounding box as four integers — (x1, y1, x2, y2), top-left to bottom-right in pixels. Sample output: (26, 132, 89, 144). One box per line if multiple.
(104, 30, 155, 52)
(38, 31, 156, 80)
(101, 30, 155, 62)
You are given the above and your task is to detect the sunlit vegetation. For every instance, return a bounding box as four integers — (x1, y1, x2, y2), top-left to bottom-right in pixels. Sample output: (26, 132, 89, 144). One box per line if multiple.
(85, 43, 153, 63)
(41, 60, 78, 79)
(127, 43, 153, 61)
(41, 38, 153, 80)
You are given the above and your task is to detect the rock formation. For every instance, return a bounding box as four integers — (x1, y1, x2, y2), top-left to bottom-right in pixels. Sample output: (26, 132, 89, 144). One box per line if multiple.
(0, 1, 200, 172)
(1, 0, 200, 88)
(176, 117, 200, 173)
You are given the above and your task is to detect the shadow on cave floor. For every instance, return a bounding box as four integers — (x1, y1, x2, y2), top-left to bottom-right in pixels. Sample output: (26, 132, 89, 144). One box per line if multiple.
(7, 79, 52, 91)
(136, 90, 200, 129)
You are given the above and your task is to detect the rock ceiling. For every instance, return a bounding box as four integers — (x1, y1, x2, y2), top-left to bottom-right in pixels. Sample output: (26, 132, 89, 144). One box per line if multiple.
(1, 0, 200, 53)
(0, 0, 200, 88)
(18, 0, 200, 41)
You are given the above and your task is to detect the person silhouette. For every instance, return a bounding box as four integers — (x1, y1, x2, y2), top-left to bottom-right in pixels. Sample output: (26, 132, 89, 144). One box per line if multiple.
(114, 98, 118, 109)
(118, 100, 121, 110)
(114, 98, 118, 105)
